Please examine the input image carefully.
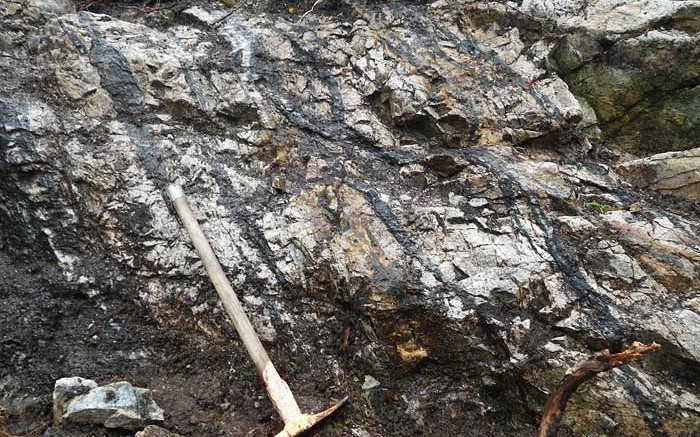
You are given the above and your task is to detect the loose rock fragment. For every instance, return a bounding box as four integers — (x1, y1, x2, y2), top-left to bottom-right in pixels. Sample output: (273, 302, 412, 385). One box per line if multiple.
(53, 378, 164, 431)
(362, 375, 381, 390)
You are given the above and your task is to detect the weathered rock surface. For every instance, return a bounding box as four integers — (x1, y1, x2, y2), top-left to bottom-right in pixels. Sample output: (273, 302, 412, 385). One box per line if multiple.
(1, 1, 699, 437)
(618, 147, 700, 201)
(53, 377, 163, 430)
(532, 0, 700, 153)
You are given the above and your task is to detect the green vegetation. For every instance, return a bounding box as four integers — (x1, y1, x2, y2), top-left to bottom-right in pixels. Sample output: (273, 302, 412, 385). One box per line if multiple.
(586, 201, 611, 214)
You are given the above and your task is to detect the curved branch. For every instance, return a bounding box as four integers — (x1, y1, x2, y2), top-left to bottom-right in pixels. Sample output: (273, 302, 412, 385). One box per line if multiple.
(538, 341, 661, 437)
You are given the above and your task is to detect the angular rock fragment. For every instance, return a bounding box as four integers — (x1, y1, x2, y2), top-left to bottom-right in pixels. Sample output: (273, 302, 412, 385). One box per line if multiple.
(53, 378, 163, 430)
(52, 377, 98, 424)
(361, 375, 381, 391)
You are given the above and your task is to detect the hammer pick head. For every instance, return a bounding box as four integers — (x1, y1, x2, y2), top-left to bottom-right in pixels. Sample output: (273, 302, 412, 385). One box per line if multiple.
(275, 396, 348, 437)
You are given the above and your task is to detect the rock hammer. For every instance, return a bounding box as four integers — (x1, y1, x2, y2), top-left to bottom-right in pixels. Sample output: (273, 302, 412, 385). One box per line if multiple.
(167, 184, 346, 437)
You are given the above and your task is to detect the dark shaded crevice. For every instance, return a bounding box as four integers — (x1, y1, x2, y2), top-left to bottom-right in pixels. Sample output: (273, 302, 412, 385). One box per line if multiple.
(474, 303, 546, 427)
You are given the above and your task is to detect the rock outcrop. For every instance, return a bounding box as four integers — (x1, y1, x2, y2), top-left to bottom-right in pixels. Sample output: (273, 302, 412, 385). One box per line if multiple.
(533, 0, 700, 153)
(1, 1, 699, 437)
(618, 147, 700, 201)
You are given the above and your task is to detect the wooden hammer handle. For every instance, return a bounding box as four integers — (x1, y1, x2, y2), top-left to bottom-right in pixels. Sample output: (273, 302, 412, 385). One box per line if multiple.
(167, 184, 302, 423)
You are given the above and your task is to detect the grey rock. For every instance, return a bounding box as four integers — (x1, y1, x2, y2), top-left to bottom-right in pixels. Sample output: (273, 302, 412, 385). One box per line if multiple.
(529, 0, 700, 152)
(181, 6, 228, 26)
(53, 378, 163, 430)
(52, 377, 98, 425)
(26, 0, 74, 15)
(555, 216, 595, 233)
(351, 428, 372, 437)
(362, 375, 380, 391)
(520, 0, 698, 33)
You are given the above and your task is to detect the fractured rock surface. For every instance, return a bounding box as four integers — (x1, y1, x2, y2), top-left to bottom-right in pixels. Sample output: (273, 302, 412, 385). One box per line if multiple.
(135, 425, 182, 437)
(619, 147, 700, 201)
(0, 1, 699, 437)
(535, 0, 700, 153)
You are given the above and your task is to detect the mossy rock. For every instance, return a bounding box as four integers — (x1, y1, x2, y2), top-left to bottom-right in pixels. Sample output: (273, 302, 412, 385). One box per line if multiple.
(608, 86, 700, 154)
(552, 30, 700, 154)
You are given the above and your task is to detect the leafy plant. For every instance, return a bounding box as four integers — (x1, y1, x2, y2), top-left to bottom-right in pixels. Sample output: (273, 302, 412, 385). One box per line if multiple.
(586, 201, 611, 214)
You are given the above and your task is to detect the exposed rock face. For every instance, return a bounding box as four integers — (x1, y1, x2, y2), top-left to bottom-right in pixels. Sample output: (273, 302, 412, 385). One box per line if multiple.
(618, 148, 700, 201)
(53, 378, 163, 430)
(534, 0, 700, 153)
(1, 1, 699, 437)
